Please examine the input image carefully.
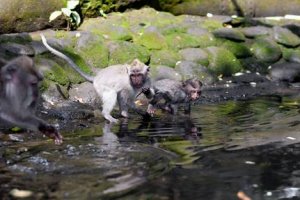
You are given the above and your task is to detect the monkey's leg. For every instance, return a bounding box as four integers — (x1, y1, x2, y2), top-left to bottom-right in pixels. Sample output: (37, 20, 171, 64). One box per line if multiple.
(184, 103, 191, 114)
(117, 91, 129, 118)
(169, 104, 178, 115)
(101, 90, 119, 123)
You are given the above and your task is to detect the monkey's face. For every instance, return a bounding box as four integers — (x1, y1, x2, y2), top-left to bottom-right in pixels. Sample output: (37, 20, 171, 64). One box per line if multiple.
(185, 84, 201, 101)
(130, 72, 145, 89)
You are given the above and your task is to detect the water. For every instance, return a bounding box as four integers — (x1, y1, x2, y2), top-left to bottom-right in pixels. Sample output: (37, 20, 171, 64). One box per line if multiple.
(1, 96, 300, 199)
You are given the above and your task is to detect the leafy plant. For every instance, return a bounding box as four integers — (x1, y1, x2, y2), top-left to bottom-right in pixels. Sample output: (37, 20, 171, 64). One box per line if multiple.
(49, 0, 81, 30)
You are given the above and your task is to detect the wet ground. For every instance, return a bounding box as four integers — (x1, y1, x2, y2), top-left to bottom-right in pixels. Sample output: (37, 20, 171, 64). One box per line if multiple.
(2, 84, 300, 199)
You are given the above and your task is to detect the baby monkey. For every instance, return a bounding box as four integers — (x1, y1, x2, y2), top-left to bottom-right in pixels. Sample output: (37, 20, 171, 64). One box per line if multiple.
(147, 78, 202, 115)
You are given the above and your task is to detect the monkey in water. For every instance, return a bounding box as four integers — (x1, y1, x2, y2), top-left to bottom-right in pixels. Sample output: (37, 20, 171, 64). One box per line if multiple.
(147, 78, 202, 115)
(0, 56, 63, 144)
(41, 34, 152, 123)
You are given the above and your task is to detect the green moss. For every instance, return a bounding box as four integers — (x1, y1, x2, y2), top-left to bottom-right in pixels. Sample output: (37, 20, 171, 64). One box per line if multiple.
(165, 33, 203, 50)
(251, 38, 282, 63)
(206, 46, 243, 77)
(107, 41, 150, 65)
(91, 23, 132, 41)
(222, 40, 252, 58)
(150, 49, 181, 67)
(134, 31, 167, 50)
(43, 61, 70, 86)
(281, 46, 300, 63)
(202, 19, 224, 31)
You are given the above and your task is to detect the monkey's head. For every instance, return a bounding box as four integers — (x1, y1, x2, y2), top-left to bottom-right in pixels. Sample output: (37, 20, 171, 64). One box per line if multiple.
(183, 78, 202, 101)
(127, 59, 150, 89)
(1, 56, 43, 108)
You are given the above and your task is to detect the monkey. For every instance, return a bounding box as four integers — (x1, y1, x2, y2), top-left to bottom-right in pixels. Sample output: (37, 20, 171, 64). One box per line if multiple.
(147, 78, 202, 115)
(41, 34, 152, 123)
(0, 56, 63, 144)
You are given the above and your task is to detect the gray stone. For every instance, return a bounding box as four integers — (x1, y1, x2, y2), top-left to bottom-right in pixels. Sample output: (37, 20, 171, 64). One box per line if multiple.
(175, 61, 215, 85)
(150, 65, 182, 81)
(269, 62, 300, 82)
(179, 48, 209, 66)
(241, 26, 270, 38)
(273, 26, 300, 47)
(0, 42, 34, 56)
(213, 28, 246, 42)
(69, 82, 100, 106)
(251, 38, 282, 63)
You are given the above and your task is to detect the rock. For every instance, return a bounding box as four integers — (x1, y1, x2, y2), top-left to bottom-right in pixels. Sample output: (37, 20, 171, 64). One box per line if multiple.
(0, 0, 66, 33)
(282, 48, 300, 63)
(273, 26, 300, 47)
(150, 65, 182, 81)
(213, 28, 246, 42)
(41, 81, 69, 105)
(221, 40, 252, 58)
(269, 62, 300, 82)
(251, 38, 282, 63)
(107, 41, 150, 65)
(241, 26, 270, 38)
(0, 33, 32, 43)
(0, 43, 34, 56)
(230, 72, 269, 84)
(165, 33, 204, 50)
(187, 27, 209, 36)
(150, 49, 181, 67)
(175, 61, 215, 84)
(179, 48, 209, 66)
(205, 46, 243, 77)
(134, 30, 167, 50)
(69, 82, 100, 105)
(30, 41, 48, 55)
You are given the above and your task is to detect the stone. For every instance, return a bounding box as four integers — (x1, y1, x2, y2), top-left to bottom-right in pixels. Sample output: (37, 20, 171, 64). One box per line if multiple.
(179, 48, 209, 66)
(251, 38, 282, 63)
(213, 28, 246, 42)
(150, 65, 182, 81)
(241, 26, 270, 38)
(0, 43, 34, 56)
(273, 26, 300, 47)
(269, 62, 300, 82)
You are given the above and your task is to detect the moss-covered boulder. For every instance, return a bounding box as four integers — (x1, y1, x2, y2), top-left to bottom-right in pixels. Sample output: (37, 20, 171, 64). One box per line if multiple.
(150, 65, 182, 81)
(0, 0, 66, 34)
(179, 48, 209, 66)
(241, 26, 270, 38)
(251, 38, 282, 63)
(205, 46, 243, 77)
(134, 31, 167, 50)
(273, 26, 300, 47)
(75, 32, 109, 68)
(221, 40, 252, 58)
(107, 41, 150, 65)
(150, 49, 181, 67)
(282, 47, 300, 63)
(213, 28, 246, 42)
(165, 33, 203, 50)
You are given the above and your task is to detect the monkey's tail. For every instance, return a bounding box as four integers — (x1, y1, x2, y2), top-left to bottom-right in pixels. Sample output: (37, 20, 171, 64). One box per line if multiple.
(40, 34, 94, 83)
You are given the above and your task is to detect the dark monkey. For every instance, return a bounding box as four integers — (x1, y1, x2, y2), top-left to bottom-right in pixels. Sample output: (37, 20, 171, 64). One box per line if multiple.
(147, 78, 202, 115)
(41, 34, 152, 123)
(0, 56, 63, 144)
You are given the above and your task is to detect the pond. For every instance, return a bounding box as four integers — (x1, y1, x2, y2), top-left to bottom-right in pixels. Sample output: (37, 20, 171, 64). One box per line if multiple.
(1, 95, 300, 200)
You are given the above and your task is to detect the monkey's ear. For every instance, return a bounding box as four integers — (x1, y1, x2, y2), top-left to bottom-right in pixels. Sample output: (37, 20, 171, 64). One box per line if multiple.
(2, 64, 17, 80)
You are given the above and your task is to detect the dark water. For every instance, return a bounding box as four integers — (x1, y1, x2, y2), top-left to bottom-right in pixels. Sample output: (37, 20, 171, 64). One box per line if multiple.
(2, 96, 300, 199)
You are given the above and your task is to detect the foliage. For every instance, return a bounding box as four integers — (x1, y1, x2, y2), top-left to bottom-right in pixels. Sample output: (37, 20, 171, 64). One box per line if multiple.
(49, 0, 81, 30)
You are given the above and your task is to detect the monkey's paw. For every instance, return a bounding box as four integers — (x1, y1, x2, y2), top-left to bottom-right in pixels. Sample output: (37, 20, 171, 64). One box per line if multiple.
(39, 124, 63, 145)
(147, 105, 156, 116)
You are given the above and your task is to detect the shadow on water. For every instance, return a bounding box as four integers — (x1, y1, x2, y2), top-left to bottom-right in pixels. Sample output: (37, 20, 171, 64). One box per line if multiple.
(2, 95, 300, 199)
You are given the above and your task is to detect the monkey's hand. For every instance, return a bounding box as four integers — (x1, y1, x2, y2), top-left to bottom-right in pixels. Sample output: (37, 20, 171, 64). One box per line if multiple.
(147, 104, 156, 116)
(39, 124, 63, 145)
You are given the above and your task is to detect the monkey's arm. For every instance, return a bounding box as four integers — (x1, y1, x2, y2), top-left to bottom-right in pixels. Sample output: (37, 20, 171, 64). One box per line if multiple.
(0, 112, 62, 144)
(183, 103, 191, 114)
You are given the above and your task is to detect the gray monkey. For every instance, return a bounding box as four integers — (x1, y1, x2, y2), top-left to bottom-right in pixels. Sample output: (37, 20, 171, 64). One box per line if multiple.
(147, 78, 202, 115)
(41, 34, 152, 123)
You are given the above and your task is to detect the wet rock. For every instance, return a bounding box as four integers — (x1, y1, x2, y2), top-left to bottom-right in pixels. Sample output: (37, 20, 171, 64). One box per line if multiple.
(273, 26, 300, 47)
(150, 49, 181, 67)
(107, 41, 150, 65)
(30, 41, 48, 55)
(41, 81, 69, 105)
(69, 82, 100, 105)
(269, 62, 300, 82)
(150, 65, 182, 81)
(179, 48, 209, 66)
(241, 26, 270, 38)
(230, 72, 269, 84)
(175, 61, 215, 84)
(251, 38, 282, 63)
(213, 28, 246, 42)
(205, 46, 242, 77)
(134, 30, 167, 50)
(240, 57, 270, 74)
(187, 27, 209, 36)
(0, 43, 34, 56)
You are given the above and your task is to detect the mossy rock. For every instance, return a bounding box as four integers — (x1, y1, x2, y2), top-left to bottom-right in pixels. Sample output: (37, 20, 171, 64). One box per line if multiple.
(273, 26, 300, 47)
(221, 40, 252, 58)
(205, 46, 243, 77)
(165, 33, 203, 50)
(251, 38, 282, 63)
(213, 28, 246, 42)
(179, 48, 209, 66)
(282, 47, 300, 63)
(150, 49, 181, 68)
(81, 18, 132, 41)
(75, 33, 109, 68)
(0, 33, 32, 44)
(202, 19, 224, 31)
(134, 31, 167, 50)
(150, 65, 182, 81)
(107, 41, 150, 65)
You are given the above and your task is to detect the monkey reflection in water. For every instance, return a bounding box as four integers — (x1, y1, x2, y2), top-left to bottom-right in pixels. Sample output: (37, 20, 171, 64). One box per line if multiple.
(41, 34, 152, 124)
(147, 78, 202, 116)
(0, 56, 62, 144)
